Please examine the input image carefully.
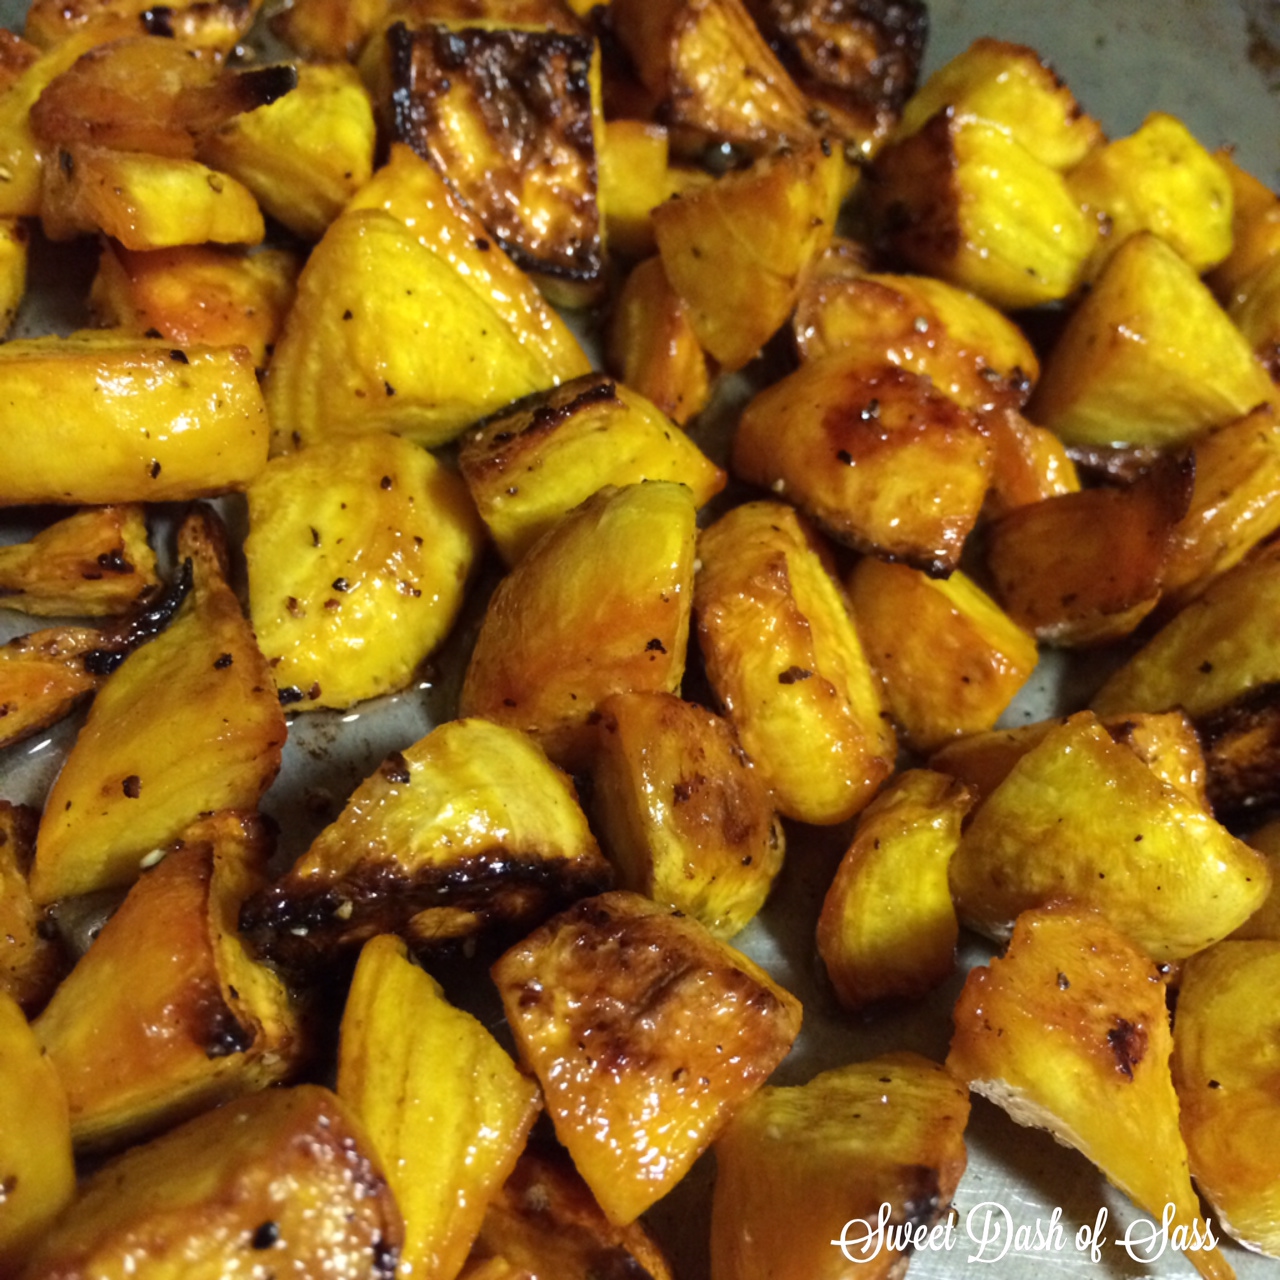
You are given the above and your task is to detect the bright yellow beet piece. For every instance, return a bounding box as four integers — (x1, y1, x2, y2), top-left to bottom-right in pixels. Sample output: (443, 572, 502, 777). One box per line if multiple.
(1031, 232, 1275, 449)
(816, 770, 971, 1010)
(493, 891, 802, 1227)
(949, 907, 1234, 1280)
(246, 432, 483, 711)
(338, 934, 541, 1280)
(711, 1053, 970, 1280)
(0, 803, 60, 1014)
(459, 373, 723, 566)
(695, 501, 895, 825)
(35, 812, 301, 1152)
(42, 145, 265, 248)
(1067, 111, 1234, 276)
(0, 216, 26, 333)
(461, 482, 697, 772)
(591, 691, 784, 939)
(0, 334, 268, 506)
(949, 711, 1270, 962)
(198, 63, 376, 241)
(32, 509, 287, 904)
(266, 209, 554, 452)
(0, 990, 74, 1273)
(1173, 940, 1280, 1258)
(848, 558, 1037, 752)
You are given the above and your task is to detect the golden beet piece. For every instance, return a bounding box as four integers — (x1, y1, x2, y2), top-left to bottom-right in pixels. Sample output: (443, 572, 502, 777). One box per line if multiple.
(21, 1084, 403, 1279)
(470, 1150, 674, 1280)
(735, 355, 991, 574)
(346, 143, 589, 385)
(0, 334, 267, 505)
(0, 31, 106, 218)
(606, 255, 710, 425)
(41, 145, 264, 249)
(695, 502, 895, 825)
(1163, 405, 1280, 606)
(792, 262, 1040, 413)
(0, 991, 74, 1274)
(867, 112, 1097, 310)
(0, 505, 157, 617)
(653, 140, 841, 371)
(816, 770, 970, 1010)
(459, 374, 722, 565)
(35, 812, 301, 1152)
(30, 36, 295, 161)
(848, 558, 1037, 753)
(948, 907, 1233, 1280)
(0, 627, 100, 749)
(743, 0, 928, 159)
(387, 22, 604, 305)
(984, 456, 1193, 647)
(1068, 111, 1233, 277)
(338, 934, 541, 1280)
(32, 509, 286, 904)
(1093, 541, 1280, 723)
(949, 711, 1270, 962)
(711, 1053, 968, 1280)
(198, 63, 376, 241)
(896, 37, 1102, 169)
(90, 243, 298, 369)
(611, 0, 813, 157)
(26, 0, 264, 53)
(0, 804, 61, 1014)
(1031, 232, 1276, 449)
(493, 891, 802, 1226)
(982, 407, 1081, 518)
(930, 709, 1211, 813)
(591, 691, 784, 939)
(1229, 254, 1280, 379)
(239, 717, 610, 971)
(246, 432, 482, 710)
(266, 209, 555, 452)
(460, 482, 696, 771)
(1173, 940, 1280, 1257)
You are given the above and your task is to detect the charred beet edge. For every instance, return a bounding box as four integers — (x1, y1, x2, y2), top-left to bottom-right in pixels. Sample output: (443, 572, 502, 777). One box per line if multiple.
(82, 559, 193, 676)
(239, 852, 614, 975)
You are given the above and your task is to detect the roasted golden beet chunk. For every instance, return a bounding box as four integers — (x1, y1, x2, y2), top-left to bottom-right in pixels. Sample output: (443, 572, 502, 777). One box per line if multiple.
(338, 934, 541, 1280)
(949, 711, 1270, 962)
(458, 373, 723, 565)
(32, 509, 286, 904)
(734, 355, 991, 574)
(25, 0, 265, 54)
(1172, 940, 1280, 1257)
(387, 22, 604, 304)
(493, 891, 802, 1226)
(949, 907, 1233, 1280)
(35, 812, 302, 1153)
(710, 1052, 969, 1280)
(21, 1085, 404, 1278)
(591, 691, 784, 939)
(0, 505, 157, 618)
(30, 36, 296, 161)
(240, 717, 611, 971)
(744, 0, 928, 157)
(984, 456, 1194, 648)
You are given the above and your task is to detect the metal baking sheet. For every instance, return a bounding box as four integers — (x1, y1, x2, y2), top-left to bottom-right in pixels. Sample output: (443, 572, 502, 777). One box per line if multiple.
(0, 1, 1277, 1276)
